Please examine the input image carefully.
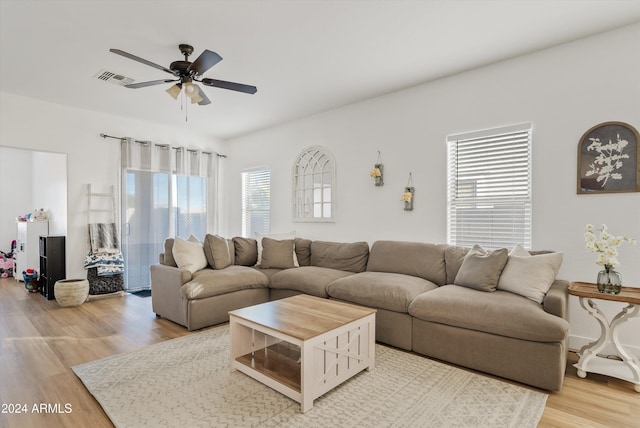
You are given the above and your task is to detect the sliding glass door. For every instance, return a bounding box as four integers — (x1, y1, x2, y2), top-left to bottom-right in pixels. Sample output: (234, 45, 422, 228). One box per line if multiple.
(122, 170, 170, 291)
(121, 139, 213, 291)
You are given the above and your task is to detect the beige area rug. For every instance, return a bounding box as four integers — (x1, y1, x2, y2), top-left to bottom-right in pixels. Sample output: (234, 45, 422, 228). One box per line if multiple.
(73, 325, 547, 428)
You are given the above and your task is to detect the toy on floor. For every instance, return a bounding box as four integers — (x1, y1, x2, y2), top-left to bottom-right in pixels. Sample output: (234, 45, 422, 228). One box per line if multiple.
(0, 250, 14, 278)
(23, 268, 39, 292)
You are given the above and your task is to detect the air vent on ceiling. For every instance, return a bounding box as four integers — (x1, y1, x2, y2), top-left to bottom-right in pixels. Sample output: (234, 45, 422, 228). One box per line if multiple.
(94, 69, 135, 86)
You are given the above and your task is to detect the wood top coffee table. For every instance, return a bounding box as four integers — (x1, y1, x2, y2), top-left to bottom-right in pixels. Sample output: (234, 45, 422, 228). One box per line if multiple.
(228, 295, 376, 412)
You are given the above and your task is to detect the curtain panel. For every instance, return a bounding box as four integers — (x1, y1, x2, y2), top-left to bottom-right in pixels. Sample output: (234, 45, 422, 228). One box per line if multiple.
(120, 138, 219, 290)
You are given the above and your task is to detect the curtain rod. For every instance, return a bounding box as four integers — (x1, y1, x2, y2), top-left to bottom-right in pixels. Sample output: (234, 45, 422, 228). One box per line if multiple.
(99, 133, 227, 158)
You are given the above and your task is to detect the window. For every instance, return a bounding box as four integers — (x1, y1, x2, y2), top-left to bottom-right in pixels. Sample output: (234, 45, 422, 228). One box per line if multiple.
(447, 123, 532, 249)
(242, 168, 270, 237)
(293, 146, 335, 222)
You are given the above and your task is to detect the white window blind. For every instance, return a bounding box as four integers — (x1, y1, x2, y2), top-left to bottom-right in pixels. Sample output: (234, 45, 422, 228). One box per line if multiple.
(241, 168, 270, 238)
(447, 123, 532, 250)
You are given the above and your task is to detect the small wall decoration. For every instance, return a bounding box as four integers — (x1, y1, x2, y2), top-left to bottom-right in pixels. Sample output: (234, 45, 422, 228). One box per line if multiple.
(402, 172, 414, 211)
(577, 121, 640, 194)
(370, 151, 384, 186)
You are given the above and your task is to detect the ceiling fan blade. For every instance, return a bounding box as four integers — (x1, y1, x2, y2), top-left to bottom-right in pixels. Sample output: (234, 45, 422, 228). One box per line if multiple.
(200, 78, 257, 94)
(125, 79, 178, 89)
(110, 49, 176, 75)
(187, 50, 223, 76)
(196, 85, 211, 105)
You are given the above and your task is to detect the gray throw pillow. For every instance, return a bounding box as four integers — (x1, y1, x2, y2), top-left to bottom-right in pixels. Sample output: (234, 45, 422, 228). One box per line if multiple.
(261, 238, 295, 269)
(233, 237, 258, 266)
(163, 238, 177, 267)
(453, 244, 508, 292)
(203, 234, 234, 269)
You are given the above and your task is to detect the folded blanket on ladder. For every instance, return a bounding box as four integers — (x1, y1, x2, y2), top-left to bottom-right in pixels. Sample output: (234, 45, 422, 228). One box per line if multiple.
(84, 252, 124, 277)
(88, 223, 119, 254)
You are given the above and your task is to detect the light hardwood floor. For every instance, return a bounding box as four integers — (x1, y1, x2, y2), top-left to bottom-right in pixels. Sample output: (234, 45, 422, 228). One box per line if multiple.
(0, 278, 638, 428)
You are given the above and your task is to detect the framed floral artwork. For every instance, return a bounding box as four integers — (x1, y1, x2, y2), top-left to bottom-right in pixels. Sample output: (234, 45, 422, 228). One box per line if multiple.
(577, 121, 640, 194)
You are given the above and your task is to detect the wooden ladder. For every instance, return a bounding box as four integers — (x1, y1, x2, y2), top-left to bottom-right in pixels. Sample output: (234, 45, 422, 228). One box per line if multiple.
(87, 184, 116, 225)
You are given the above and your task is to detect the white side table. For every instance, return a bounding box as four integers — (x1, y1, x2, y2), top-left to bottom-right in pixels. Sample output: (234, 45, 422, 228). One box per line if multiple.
(569, 282, 640, 392)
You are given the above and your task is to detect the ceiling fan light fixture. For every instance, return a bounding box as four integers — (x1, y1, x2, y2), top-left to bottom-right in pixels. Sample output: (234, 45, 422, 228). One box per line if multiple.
(166, 83, 182, 100)
(190, 93, 203, 104)
(184, 81, 198, 98)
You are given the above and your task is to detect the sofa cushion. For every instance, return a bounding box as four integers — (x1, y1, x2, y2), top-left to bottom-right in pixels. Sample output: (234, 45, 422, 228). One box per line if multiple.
(270, 266, 354, 298)
(367, 241, 446, 285)
(172, 236, 208, 274)
(261, 238, 296, 269)
(310, 241, 369, 273)
(294, 238, 312, 266)
(327, 271, 439, 313)
(203, 234, 235, 269)
(453, 245, 508, 292)
(252, 266, 282, 282)
(497, 246, 563, 304)
(256, 231, 299, 266)
(408, 285, 569, 342)
(181, 265, 269, 300)
(442, 244, 469, 284)
(233, 237, 258, 266)
(163, 238, 177, 267)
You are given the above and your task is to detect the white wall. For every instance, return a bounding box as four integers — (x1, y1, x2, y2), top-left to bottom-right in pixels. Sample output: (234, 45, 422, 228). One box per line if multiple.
(0, 148, 67, 255)
(32, 151, 68, 236)
(0, 147, 32, 253)
(224, 24, 640, 352)
(0, 93, 225, 279)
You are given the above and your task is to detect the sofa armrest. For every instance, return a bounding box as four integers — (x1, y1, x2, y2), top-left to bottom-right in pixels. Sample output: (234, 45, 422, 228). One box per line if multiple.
(150, 264, 192, 327)
(543, 279, 569, 320)
(151, 263, 192, 286)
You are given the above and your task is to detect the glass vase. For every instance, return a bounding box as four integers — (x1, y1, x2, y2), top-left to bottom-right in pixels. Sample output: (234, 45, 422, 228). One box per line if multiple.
(597, 265, 622, 294)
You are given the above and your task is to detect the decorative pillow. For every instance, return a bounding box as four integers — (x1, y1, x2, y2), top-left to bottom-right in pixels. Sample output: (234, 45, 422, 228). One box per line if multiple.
(203, 234, 235, 269)
(497, 246, 563, 304)
(163, 238, 177, 267)
(453, 244, 508, 292)
(233, 237, 258, 266)
(260, 238, 296, 269)
(255, 231, 299, 266)
(509, 243, 530, 257)
(294, 238, 312, 266)
(172, 235, 207, 274)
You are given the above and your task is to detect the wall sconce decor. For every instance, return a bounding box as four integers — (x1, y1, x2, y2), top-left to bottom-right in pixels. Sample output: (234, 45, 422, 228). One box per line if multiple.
(402, 172, 414, 211)
(370, 150, 384, 186)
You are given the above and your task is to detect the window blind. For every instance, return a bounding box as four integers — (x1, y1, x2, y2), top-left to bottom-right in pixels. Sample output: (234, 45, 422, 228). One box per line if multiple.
(241, 168, 271, 238)
(447, 123, 532, 250)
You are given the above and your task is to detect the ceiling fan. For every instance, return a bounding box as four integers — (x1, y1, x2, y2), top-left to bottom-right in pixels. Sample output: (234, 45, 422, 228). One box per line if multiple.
(109, 44, 257, 106)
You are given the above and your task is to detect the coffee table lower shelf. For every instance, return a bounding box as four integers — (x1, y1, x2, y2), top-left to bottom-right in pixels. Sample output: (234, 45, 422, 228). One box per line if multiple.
(235, 342, 302, 394)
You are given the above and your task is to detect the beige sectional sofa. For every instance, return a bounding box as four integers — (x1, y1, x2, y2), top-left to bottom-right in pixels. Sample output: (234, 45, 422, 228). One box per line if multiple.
(151, 235, 569, 391)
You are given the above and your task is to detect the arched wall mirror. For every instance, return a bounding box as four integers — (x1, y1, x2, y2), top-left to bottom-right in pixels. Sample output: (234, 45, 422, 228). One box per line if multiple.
(292, 146, 336, 222)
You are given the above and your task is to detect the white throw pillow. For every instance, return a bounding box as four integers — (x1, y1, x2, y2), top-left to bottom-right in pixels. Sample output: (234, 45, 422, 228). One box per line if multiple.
(497, 246, 563, 304)
(255, 231, 299, 267)
(172, 235, 208, 274)
(509, 244, 530, 257)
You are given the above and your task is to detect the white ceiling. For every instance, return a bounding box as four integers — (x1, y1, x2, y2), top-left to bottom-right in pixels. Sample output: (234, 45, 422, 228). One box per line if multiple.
(1, 1, 640, 140)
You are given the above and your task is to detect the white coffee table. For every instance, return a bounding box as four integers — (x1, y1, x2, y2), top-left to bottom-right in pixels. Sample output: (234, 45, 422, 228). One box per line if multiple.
(229, 294, 376, 412)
